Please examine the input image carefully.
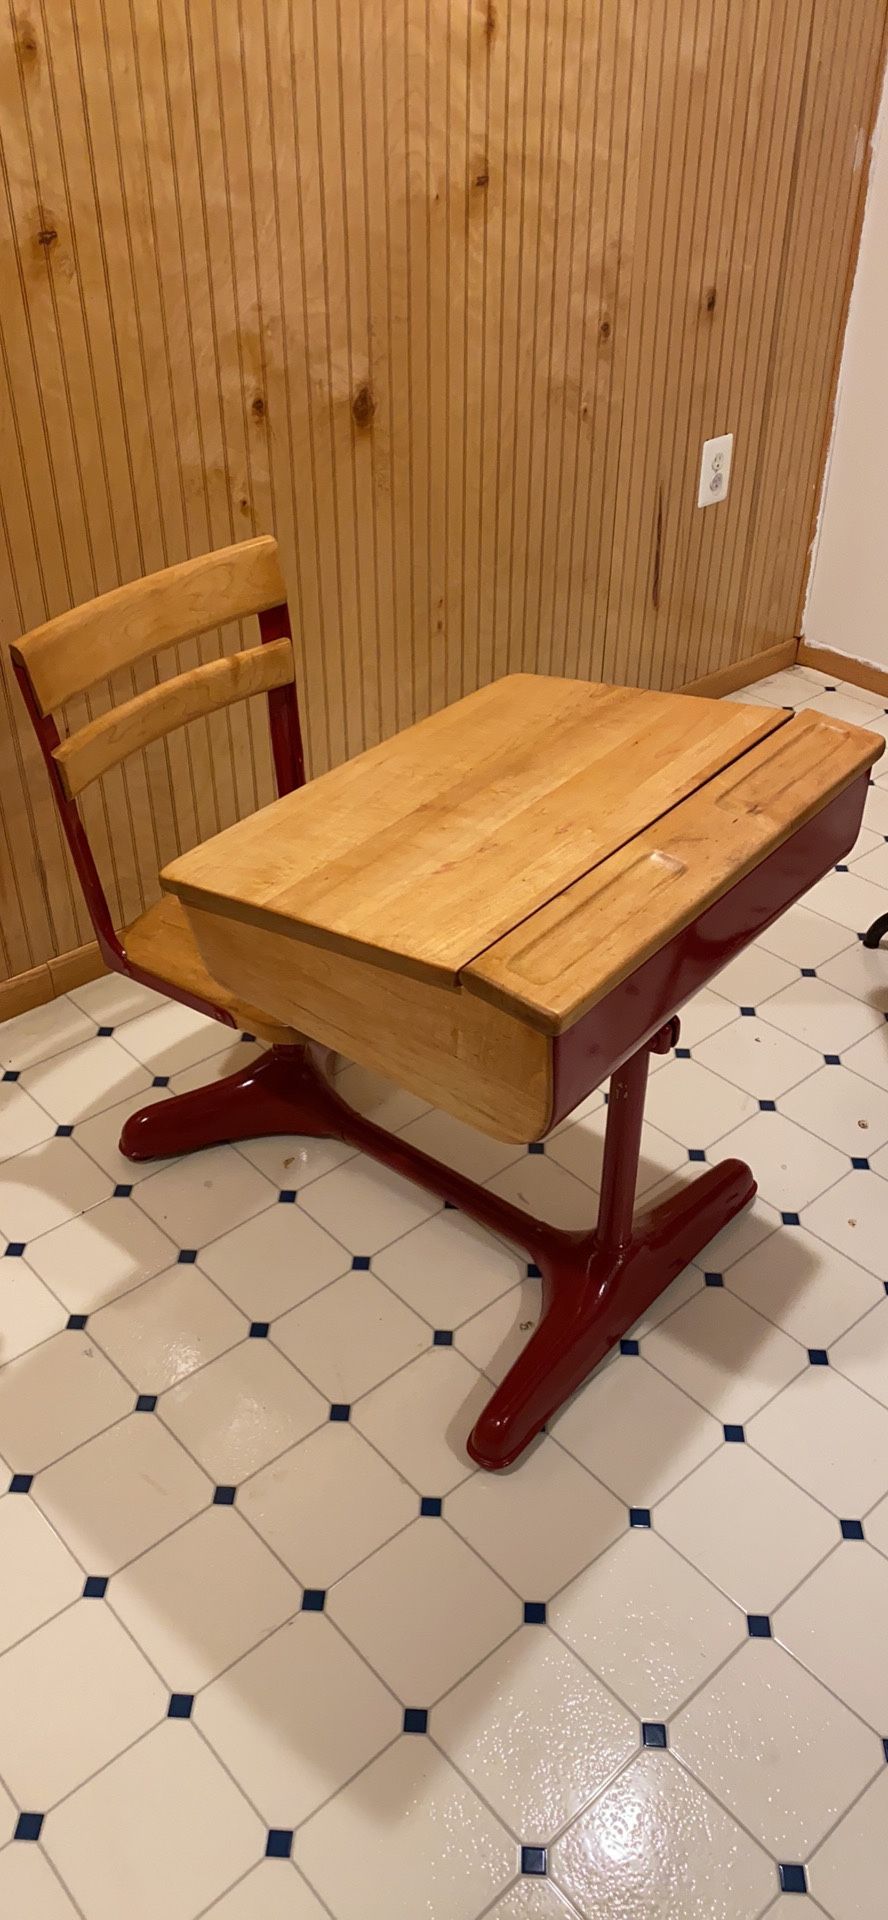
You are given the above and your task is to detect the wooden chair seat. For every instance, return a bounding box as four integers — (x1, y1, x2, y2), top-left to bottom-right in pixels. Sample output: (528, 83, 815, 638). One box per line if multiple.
(123, 896, 299, 1047)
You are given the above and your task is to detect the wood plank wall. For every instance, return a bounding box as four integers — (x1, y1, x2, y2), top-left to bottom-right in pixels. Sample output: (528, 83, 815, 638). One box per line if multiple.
(1, 0, 885, 990)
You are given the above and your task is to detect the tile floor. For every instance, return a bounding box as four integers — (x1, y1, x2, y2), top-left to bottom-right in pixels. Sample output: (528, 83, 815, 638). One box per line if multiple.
(1, 661, 888, 1919)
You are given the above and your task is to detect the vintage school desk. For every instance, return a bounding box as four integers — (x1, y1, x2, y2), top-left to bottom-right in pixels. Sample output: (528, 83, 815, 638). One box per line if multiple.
(151, 674, 882, 1469)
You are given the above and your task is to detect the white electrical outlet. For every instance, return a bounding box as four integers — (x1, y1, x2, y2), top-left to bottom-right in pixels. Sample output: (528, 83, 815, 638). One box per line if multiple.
(698, 433, 733, 508)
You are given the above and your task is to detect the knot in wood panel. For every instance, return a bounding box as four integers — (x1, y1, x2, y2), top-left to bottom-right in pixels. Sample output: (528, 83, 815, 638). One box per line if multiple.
(251, 394, 266, 419)
(351, 383, 376, 430)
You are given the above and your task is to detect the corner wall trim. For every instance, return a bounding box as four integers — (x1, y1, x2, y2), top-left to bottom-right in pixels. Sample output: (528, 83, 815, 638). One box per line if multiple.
(681, 640, 799, 699)
(797, 642, 888, 701)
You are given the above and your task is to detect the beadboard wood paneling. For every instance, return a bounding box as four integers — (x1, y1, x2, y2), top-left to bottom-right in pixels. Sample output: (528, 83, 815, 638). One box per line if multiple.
(1, 0, 885, 986)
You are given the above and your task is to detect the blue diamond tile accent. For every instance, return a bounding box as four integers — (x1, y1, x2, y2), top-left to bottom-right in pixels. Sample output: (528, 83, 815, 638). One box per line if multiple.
(241, 1032, 256, 1045)
(249, 1322, 270, 1339)
(841, 1519, 865, 1540)
(524, 1602, 547, 1624)
(629, 1508, 651, 1528)
(781, 1212, 800, 1226)
(2, 1069, 20, 1082)
(55, 1123, 74, 1137)
(420, 1497, 442, 1517)
(168, 1693, 194, 1719)
(521, 1847, 547, 1876)
(83, 1575, 108, 1598)
(329, 1403, 351, 1422)
(688, 1148, 706, 1162)
(213, 1485, 237, 1505)
(527, 1142, 545, 1155)
(433, 1329, 454, 1347)
(851, 1157, 871, 1171)
(177, 1249, 197, 1264)
(4, 1243, 26, 1258)
(747, 1614, 772, 1638)
(759, 1099, 777, 1112)
(135, 1393, 157, 1412)
(801, 968, 817, 978)
(778, 1864, 808, 1894)
(705, 1272, 724, 1287)
(265, 1829, 293, 1859)
(9, 1473, 33, 1493)
(351, 1255, 371, 1269)
(403, 1708, 428, 1734)
(808, 1349, 829, 1367)
(883, 1737, 888, 1764)
(97, 1025, 114, 1036)
(113, 1183, 133, 1198)
(278, 1190, 297, 1204)
(152, 1075, 170, 1087)
(835, 864, 849, 874)
(642, 1722, 667, 1748)
(740, 1006, 756, 1018)
(527, 1263, 542, 1279)
(14, 1812, 44, 1842)
(824, 1054, 841, 1066)
(620, 1339, 639, 1355)
(724, 1425, 745, 1443)
(302, 1589, 326, 1612)
(67, 1313, 88, 1330)
(675, 1047, 692, 1059)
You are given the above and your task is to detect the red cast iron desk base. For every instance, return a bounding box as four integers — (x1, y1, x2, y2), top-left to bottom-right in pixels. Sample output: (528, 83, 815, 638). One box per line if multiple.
(120, 1022, 755, 1470)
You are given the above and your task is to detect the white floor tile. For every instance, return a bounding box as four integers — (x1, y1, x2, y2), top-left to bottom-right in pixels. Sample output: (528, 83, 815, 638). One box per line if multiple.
(748, 1367, 888, 1515)
(641, 1287, 806, 1424)
(819, 933, 888, 1008)
(759, 975, 882, 1054)
(553, 1355, 723, 1505)
(239, 1423, 417, 1588)
(0, 1497, 84, 1652)
(640, 1058, 758, 1148)
(864, 780, 888, 833)
(236, 1131, 355, 1191)
(352, 1347, 491, 1494)
(24, 1197, 176, 1315)
(73, 1084, 174, 1186)
(135, 1144, 277, 1247)
(203, 1865, 329, 1919)
(165, 1036, 266, 1095)
(689, 1193, 782, 1271)
(43, 1720, 265, 1920)
(0, 1332, 132, 1472)
(657, 1441, 837, 1611)
(374, 1209, 523, 1328)
(398, 1106, 525, 1182)
(0, 1081, 55, 1162)
(435, 1629, 637, 1839)
(159, 1341, 327, 1483)
(725, 1224, 882, 1347)
(803, 1168, 888, 1277)
(668, 986, 736, 1048)
(112, 999, 234, 1076)
(0, 1774, 13, 1846)
(809, 1767, 888, 1920)
(195, 1612, 401, 1825)
(756, 903, 856, 968)
(714, 1110, 847, 1212)
(842, 1023, 888, 1091)
(552, 1528, 745, 1717)
(709, 944, 798, 1009)
(864, 1489, 888, 1557)
(0, 1600, 165, 1805)
(334, 1056, 431, 1127)
(69, 971, 168, 1025)
(197, 1201, 350, 1322)
(0, 1259, 67, 1363)
(0, 997, 96, 1072)
(89, 1264, 247, 1391)
(299, 1155, 441, 1252)
(34, 1414, 211, 1571)
(483, 1884, 580, 1920)
(672, 1639, 880, 1855)
(781, 1062, 888, 1157)
(20, 1035, 153, 1124)
(775, 1543, 888, 1730)
(446, 1437, 625, 1599)
(850, 840, 888, 891)
(804, 867, 888, 935)
(550, 1750, 774, 1920)
(694, 1017, 822, 1101)
(272, 1270, 429, 1402)
(455, 1276, 540, 1384)
(328, 1518, 520, 1703)
(0, 1847, 81, 1918)
(296, 1737, 515, 1920)
(803, 688, 883, 722)
(831, 1296, 888, 1408)
(483, 1154, 598, 1229)
(0, 1136, 112, 1241)
(110, 1506, 301, 1690)
(546, 1109, 685, 1197)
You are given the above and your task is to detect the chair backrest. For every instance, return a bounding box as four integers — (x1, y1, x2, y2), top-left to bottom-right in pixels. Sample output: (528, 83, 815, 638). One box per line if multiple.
(11, 535, 300, 799)
(11, 536, 305, 984)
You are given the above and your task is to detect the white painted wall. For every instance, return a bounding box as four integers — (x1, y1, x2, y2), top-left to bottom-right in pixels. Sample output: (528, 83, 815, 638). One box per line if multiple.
(804, 73, 888, 668)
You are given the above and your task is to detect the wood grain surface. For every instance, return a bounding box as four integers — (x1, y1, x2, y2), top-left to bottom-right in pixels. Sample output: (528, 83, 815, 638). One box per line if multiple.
(1, 0, 885, 986)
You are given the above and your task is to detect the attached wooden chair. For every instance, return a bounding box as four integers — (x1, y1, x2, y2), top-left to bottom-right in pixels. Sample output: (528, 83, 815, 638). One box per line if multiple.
(11, 537, 305, 1049)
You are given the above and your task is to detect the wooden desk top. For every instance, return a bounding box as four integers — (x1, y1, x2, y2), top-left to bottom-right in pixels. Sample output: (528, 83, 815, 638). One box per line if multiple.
(163, 675, 883, 1038)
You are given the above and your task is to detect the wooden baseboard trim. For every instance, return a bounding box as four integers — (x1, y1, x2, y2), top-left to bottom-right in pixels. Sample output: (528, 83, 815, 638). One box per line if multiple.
(0, 942, 106, 1023)
(797, 642, 888, 702)
(681, 640, 799, 699)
